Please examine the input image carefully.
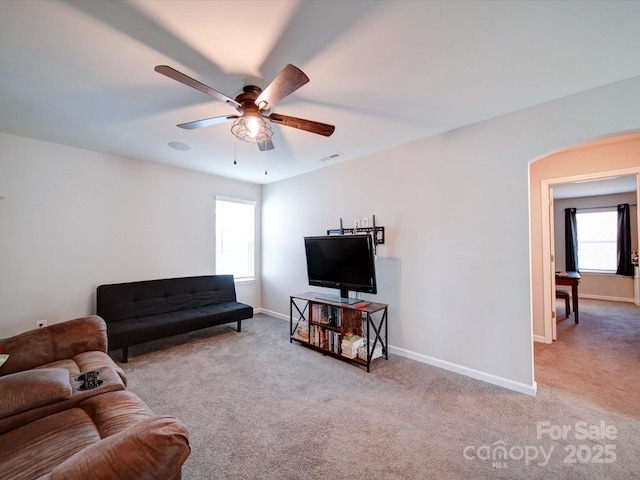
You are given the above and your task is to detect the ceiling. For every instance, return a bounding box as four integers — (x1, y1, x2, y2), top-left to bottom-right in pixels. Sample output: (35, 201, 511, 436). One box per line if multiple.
(1, 1, 640, 185)
(553, 175, 637, 200)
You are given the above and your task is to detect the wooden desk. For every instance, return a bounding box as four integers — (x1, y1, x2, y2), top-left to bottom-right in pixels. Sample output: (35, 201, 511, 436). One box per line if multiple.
(556, 271, 581, 324)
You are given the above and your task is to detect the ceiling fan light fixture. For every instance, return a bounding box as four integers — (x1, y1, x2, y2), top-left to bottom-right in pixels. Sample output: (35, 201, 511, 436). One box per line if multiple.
(156, 64, 334, 153)
(246, 116, 261, 137)
(231, 116, 273, 144)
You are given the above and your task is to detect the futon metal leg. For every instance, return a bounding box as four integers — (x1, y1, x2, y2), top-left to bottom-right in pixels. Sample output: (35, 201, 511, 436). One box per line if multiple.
(122, 346, 128, 363)
(237, 320, 242, 332)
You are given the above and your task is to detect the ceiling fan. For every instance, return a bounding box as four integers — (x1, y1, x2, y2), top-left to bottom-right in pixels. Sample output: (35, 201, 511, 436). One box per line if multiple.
(155, 64, 335, 151)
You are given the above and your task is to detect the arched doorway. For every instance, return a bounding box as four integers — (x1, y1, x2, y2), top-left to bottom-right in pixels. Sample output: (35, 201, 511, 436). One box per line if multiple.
(530, 132, 640, 346)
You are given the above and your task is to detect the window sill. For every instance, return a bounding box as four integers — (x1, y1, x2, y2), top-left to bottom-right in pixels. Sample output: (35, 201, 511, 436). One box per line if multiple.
(579, 270, 616, 275)
(234, 278, 256, 285)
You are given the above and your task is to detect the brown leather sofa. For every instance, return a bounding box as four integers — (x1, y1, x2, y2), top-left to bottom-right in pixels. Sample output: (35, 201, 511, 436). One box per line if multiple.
(0, 316, 190, 480)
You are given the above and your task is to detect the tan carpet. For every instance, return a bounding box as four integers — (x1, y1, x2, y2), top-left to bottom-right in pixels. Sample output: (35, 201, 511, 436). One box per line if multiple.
(113, 302, 640, 479)
(535, 298, 640, 418)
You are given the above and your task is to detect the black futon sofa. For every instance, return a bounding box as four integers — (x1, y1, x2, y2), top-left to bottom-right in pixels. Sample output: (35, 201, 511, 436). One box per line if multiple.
(97, 275, 253, 362)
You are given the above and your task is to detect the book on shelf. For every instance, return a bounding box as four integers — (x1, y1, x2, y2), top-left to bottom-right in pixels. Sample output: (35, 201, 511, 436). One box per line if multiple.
(310, 325, 319, 347)
(311, 303, 348, 327)
(341, 347, 359, 359)
(341, 334, 363, 346)
(341, 334, 363, 359)
(293, 321, 309, 341)
(312, 303, 328, 324)
(323, 331, 341, 354)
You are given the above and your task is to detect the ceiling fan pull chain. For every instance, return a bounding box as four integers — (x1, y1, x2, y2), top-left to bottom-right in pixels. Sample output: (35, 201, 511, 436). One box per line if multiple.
(233, 139, 237, 165)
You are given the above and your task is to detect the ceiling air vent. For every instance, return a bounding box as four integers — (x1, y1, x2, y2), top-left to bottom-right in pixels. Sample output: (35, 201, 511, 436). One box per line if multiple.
(319, 153, 342, 162)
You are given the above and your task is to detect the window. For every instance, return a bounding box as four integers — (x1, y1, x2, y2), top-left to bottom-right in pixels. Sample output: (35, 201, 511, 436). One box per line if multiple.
(576, 210, 617, 272)
(215, 197, 255, 281)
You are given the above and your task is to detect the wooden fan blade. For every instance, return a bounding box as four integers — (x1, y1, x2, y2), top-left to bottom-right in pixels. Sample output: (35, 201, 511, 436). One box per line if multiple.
(178, 115, 239, 130)
(155, 65, 242, 111)
(255, 64, 309, 111)
(258, 139, 275, 151)
(268, 113, 335, 137)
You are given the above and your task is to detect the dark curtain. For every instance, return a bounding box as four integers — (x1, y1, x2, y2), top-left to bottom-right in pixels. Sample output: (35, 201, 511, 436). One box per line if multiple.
(616, 203, 633, 276)
(564, 208, 579, 272)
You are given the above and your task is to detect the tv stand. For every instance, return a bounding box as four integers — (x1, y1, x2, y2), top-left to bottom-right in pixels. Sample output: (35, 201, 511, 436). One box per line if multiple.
(290, 292, 388, 372)
(313, 293, 360, 305)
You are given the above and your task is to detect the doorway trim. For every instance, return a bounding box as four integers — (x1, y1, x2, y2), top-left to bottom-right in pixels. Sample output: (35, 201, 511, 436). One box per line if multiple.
(540, 167, 640, 343)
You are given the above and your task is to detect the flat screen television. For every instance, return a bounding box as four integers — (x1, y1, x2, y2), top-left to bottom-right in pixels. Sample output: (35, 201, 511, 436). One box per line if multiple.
(304, 234, 377, 304)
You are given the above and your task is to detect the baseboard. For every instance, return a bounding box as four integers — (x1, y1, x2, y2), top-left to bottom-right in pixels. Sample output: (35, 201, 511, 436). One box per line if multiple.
(389, 345, 537, 396)
(533, 334, 548, 343)
(259, 309, 289, 321)
(259, 309, 537, 396)
(579, 294, 636, 303)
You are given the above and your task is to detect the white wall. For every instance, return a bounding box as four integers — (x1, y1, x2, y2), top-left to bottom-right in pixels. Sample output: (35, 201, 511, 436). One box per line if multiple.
(0, 133, 261, 337)
(262, 75, 640, 394)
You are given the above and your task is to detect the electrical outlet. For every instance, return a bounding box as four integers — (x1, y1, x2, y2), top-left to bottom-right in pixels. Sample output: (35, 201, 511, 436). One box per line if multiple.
(36, 320, 47, 329)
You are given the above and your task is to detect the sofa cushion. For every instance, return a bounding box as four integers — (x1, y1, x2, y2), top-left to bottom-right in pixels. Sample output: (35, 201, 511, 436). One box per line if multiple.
(0, 408, 100, 480)
(0, 390, 189, 480)
(0, 316, 108, 377)
(97, 275, 238, 322)
(78, 390, 154, 439)
(38, 351, 127, 387)
(107, 301, 253, 349)
(44, 416, 191, 480)
(0, 368, 71, 419)
(0, 368, 127, 437)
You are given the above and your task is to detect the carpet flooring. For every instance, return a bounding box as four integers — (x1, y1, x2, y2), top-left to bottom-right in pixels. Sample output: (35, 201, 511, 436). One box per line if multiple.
(114, 299, 640, 479)
(535, 298, 640, 419)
